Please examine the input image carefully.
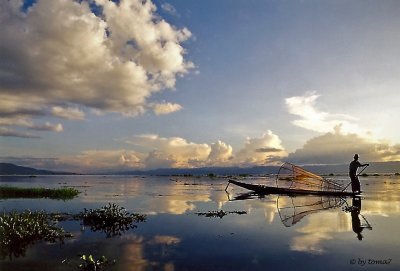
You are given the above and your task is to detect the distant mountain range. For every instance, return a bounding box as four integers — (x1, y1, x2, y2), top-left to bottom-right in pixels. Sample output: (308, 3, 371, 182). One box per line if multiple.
(1, 161, 399, 176)
(0, 163, 76, 175)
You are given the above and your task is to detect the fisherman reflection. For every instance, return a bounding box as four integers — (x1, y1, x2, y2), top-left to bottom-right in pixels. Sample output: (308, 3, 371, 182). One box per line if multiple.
(349, 196, 372, 240)
(351, 197, 363, 240)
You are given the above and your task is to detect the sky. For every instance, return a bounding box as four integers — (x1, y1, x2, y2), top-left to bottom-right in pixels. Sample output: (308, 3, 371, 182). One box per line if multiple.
(1, 0, 400, 172)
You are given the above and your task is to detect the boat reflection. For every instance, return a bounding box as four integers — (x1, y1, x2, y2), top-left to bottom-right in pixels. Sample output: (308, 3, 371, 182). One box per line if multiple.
(228, 192, 373, 241)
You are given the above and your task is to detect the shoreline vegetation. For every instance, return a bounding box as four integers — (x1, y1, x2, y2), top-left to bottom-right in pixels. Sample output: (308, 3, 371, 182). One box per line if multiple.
(0, 186, 79, 200)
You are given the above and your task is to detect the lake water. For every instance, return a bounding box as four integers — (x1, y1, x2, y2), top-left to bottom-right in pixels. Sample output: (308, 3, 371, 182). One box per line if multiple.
(1, 175, 399, 270)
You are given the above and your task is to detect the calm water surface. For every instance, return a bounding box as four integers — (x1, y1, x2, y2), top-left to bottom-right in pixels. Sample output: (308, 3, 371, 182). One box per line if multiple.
(0, 175, 399, 270)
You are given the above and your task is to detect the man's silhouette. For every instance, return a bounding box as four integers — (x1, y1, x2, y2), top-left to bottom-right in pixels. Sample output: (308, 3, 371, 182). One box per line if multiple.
(349, 154, 369, 193)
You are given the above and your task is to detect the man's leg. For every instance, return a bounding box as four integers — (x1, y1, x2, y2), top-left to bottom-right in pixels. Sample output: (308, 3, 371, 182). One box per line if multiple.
(350, 175, 360, 192)
(354, 176, 361, 192)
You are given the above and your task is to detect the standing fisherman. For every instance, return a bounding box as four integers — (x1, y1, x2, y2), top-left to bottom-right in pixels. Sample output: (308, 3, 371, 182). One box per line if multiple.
(349, 154, 369, 193)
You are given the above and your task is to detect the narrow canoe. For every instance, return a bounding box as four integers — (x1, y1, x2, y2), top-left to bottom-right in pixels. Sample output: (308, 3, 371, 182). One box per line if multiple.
(227, 179, 358, 196)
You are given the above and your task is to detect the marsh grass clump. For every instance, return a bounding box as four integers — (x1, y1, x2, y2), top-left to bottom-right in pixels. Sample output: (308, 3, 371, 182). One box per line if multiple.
(0, 210, 71, 259)
(0, 186, 79, 200)
(80, 203, 146, 238)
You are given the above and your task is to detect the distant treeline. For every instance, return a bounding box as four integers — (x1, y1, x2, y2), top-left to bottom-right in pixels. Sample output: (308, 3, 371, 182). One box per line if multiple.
(108, 161, 400, 176)
(2, 161, 399, 176)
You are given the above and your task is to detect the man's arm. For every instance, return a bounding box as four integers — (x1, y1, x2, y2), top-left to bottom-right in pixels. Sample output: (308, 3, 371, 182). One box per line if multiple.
(356, 161, 369, 167)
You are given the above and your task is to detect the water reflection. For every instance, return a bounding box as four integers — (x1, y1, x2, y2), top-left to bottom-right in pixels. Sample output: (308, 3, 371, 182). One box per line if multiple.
(1, 175, 399, 270)
(277, 195, 345, 227)
(118, 234, 180, 271)
(346, 197, 373, 241)
(286, 196, 352, 254)
(228, 191, 376, 254)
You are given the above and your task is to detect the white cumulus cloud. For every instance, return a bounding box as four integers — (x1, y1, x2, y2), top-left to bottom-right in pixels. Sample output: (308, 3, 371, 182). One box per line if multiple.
(288, 126, 400, 164)
(60, 149, 145, 171)
(207, 140, 233, 166)
(151, 102, 183, 115)
(120, 132, 285, 169)
(234, 131, 287, 166)
(144, 150, 177, 169)
(124, 134, 211, 168)
(51, 106, 85, 120)
(285, 92, 360, 134)
(0, 0, 193, 137)
(7, 131, 287, 172)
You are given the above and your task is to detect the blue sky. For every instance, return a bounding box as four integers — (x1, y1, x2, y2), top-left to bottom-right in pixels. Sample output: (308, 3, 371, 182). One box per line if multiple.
(1, 0, 400, 172)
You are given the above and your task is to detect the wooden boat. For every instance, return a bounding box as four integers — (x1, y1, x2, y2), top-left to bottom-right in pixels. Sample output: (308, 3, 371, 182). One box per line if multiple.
(227, 179, 358, 196)
(226, 163, 362, 196)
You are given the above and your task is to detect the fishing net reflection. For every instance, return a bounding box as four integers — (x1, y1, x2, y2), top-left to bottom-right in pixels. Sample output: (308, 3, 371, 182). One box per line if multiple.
(277, 195, 346, 227)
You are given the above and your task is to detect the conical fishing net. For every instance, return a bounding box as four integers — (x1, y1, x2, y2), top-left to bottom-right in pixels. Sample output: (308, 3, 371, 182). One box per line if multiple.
(276, 162, 344, 193)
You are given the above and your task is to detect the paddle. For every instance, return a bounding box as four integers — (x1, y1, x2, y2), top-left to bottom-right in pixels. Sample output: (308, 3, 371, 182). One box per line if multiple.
(342, 164, 369, 192)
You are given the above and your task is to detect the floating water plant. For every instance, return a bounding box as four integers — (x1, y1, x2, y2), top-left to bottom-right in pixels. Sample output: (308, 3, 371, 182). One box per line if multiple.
(62, 254, 115, 271)
(0, 210, 72, 259)
(0, 186, 79, 200)
(195, 210, 247, 218)
(79, 203, 146, 238)
(77, 254, 114, 271)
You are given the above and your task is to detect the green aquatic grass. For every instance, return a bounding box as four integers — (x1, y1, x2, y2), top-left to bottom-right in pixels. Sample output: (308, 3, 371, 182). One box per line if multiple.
(0, 186, 79, 200)
(0, 210, 72, 259)
(80, 203, 146, 238)
(0, 203, 146, 259)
